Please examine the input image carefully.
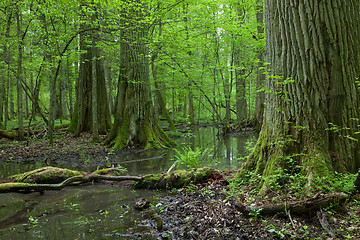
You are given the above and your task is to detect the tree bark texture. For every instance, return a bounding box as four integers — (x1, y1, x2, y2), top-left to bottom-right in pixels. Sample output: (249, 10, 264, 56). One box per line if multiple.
(247, 1, 360, 177)
(253, 0, 265, 130)
(105, 0, 172, 150)
(69, 2, 111, 136)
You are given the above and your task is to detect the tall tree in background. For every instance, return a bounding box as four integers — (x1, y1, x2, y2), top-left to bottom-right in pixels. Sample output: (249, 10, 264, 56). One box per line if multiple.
(105, 0, 172, 150)
(16, 5, 24, 140)
(69, 1, 111, 136)
(245, 1, 360, 184)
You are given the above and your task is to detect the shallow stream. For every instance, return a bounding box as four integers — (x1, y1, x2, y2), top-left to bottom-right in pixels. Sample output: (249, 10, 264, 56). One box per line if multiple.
(0, 127, 257, 239)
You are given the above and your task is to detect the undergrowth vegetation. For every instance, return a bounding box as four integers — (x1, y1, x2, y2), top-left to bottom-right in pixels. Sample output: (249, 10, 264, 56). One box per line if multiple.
(173, 146, 212, 169)
(227, 166, 358, 205)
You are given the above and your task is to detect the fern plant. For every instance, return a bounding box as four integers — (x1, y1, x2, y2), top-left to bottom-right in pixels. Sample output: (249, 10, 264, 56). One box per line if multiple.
(174, 146, 211, 169)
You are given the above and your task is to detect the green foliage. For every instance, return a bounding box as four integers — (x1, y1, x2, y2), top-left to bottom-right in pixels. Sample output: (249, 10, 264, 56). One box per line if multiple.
(232, 165, 357, 204)
(174, 146, 212, 169)
(249, 206, 263, 219)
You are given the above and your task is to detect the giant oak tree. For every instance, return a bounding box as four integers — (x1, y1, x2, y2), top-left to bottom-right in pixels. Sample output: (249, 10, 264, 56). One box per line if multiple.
(246, 0, 360, 181)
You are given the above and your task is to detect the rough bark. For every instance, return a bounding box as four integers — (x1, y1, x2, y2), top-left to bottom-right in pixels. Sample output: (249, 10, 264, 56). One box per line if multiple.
(105, 0, 172, 150)
(252, 0, 265, 131)
(69, 1, 111, 136)
(246, 1, 360, 180)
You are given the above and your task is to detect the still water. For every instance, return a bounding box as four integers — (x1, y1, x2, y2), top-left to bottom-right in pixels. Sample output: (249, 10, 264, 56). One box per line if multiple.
(0, 127, 257, 239)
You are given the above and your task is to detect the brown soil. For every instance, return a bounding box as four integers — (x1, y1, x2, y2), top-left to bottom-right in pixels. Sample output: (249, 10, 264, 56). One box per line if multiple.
(151, 175, 360, 240)
(0, 130, 111, 162)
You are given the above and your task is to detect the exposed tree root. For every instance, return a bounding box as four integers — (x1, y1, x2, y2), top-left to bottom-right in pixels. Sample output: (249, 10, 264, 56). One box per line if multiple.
(235, 192, 349, 215)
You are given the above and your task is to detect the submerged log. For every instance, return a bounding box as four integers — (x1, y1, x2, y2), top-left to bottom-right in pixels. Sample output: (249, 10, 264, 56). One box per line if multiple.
(235, 192, 349, 215)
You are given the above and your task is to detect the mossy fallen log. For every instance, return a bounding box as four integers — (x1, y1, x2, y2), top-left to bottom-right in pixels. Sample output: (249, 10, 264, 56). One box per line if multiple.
(0, 174, 143, 193)
(0, 166, 143, 194)
(10, 166, 83, 184)
(235, 192, 349, 215)
(134, 167, 217, 189)
(0, 129, 17, 139)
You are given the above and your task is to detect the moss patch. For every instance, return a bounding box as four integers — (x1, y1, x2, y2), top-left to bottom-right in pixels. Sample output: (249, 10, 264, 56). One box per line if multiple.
(11, 166, 83, 184)
(134, 167, 216, 189)
(0, 182, 32, 193)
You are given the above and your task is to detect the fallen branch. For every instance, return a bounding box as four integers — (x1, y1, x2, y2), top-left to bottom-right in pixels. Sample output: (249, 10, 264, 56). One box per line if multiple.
(235, 192, 349, 215)
(167, 161, 177, 174)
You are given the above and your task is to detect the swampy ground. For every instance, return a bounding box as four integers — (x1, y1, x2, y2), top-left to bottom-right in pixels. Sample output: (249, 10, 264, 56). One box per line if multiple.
(1, 128, 359, 239)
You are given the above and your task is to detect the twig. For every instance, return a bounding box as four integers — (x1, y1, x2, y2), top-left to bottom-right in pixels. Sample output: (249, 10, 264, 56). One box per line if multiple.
(167, 161, 177, 174)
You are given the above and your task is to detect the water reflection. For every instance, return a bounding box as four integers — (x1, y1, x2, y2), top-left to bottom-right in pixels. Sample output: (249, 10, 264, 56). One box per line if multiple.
(0, 127, 257, 178)
(176, 127, 257, 170)
(0, 127, 257, 239)
(0, 184, 167, 239)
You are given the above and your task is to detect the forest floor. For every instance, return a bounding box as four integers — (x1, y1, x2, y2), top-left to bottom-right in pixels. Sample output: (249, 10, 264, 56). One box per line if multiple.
(152, 175, 360, 240)
(1, 129, 360, 239)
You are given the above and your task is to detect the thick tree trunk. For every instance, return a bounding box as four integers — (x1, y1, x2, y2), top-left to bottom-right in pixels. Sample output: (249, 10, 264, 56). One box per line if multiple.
(252, 0, 265, 131)
(69, 2, 111, 136)
(246, 1, 360, 180)
(105, 0, 172, 150)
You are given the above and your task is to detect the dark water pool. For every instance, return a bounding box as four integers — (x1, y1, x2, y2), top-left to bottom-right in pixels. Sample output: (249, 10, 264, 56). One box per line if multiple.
(0, 127, 257, 239)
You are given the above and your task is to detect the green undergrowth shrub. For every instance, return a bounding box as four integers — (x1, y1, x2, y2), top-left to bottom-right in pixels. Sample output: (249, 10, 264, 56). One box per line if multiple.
(228, 167, 358, 203)
(174, 146, 212, 169)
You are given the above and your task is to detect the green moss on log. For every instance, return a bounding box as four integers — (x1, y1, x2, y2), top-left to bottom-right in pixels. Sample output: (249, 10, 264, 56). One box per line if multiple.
(134, 167, 216, 189)
(10, 166, 83, 184)
(0, 129, 18, 139)
(0, 182, 33, 193)
(92, 168, 124, 176)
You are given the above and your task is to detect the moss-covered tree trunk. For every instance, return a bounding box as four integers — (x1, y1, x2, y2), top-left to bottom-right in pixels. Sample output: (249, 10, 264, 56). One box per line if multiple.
(68, 1, 111, 136)
(105, 0, 172, 150)
(246, 1, 360, 180)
